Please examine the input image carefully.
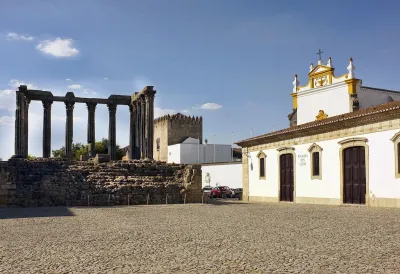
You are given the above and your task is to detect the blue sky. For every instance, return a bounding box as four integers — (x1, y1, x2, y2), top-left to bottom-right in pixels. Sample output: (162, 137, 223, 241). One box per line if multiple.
(1, 0, 400, 159)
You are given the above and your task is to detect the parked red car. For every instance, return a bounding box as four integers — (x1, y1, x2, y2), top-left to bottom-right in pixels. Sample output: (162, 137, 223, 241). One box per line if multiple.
(210, 186, 233, 198)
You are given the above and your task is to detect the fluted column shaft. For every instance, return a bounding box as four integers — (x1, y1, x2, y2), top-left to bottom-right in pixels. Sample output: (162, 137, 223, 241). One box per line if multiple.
(14, 91, 25, 156)
(129, 104, 137, 160)
(86, 102, 97, 157)
(145, 91, 155, 160)
(140, 96, 146, 159)
(108, 103, 117, 161)
(65, 102, 75, 161)
(23, 96, 30, 158)
(42, 100, 53, 158)
(134, 101, 140, 159)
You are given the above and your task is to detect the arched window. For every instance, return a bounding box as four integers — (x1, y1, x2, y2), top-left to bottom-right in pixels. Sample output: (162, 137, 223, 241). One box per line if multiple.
(257, 151, 266, 180)
(308, 143, 323, 180)
(390, 132, 400, 178)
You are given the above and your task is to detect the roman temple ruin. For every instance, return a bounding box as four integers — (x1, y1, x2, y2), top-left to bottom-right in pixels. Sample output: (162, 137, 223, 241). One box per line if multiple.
(13, 85, 156, 161)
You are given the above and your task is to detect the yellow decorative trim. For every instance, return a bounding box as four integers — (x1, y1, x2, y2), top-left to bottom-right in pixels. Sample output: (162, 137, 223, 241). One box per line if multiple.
(316, 110, 328, 120)
(291, 93, 298, 109)
(345, 78, 360, 95)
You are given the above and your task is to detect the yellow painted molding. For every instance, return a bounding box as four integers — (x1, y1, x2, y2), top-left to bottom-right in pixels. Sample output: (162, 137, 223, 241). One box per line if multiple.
(291, 93, 298, 108)
(345, 78, 360, 95)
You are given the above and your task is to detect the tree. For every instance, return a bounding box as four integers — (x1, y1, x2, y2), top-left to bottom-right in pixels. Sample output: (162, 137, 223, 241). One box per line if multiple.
(51, 138, 125, 161)
(27, 154, 37, 160)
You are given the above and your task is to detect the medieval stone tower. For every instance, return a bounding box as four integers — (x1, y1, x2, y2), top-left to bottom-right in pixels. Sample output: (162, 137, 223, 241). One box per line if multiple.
(153, 113, 203, 162)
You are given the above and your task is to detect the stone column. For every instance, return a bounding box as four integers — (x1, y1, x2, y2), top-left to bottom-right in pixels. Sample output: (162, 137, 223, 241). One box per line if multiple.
(145, 89, 156, 160)
(86, 102, 97, 157)
(14, 89, 25, 157)
(107, 103, 117, 161)
(129, 104, 136, 160)
(140, 95, 146, 159)
(134, 101, 140, 160)
(65, 101, 75, 161)
(23, 95, 30, 158)
(136, 100, 142, 159)
(42, 100, 53, 158)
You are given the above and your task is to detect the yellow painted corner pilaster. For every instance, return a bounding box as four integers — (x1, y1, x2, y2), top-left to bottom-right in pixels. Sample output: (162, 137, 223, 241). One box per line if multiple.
(345, 78, 360, 95)
(291, 93, 298, 109)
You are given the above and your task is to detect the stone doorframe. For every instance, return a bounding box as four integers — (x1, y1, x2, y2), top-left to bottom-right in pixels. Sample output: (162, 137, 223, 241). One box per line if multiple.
(338, 137, 370, 206)
(277, 147, 296, 203)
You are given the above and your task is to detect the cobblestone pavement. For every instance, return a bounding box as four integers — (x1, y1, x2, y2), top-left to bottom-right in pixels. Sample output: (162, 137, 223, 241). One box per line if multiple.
(1, 202, 400, 273)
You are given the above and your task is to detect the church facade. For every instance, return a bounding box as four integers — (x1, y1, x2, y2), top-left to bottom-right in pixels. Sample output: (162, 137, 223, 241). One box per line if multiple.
(236, 56, 400, 208)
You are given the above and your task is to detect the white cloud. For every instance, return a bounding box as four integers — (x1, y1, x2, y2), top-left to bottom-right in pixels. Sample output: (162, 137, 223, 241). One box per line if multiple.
(0, 115, 14, 126)
(36, 38, 79, 57)
(6, 32, 35, 41)
(181, 109, 191, 114)
(200, 102, 222, 110)
(68, 84, 82, 89)
(104, 77, 108, 80)
(91, 91, 97, 95)
(154, 107, 177, 118)
(82, 88, 89, 94)
(9, 79, 39, 89)
(66, 78, 72, 81)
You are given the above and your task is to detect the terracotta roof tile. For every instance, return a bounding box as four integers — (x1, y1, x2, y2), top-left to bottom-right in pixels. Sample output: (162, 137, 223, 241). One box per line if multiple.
(236, 100, 400, 147)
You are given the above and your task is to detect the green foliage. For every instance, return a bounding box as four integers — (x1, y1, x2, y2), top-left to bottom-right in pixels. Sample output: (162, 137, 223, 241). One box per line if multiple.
(51, 138, 125, 161)
(27, 154, 37, 160)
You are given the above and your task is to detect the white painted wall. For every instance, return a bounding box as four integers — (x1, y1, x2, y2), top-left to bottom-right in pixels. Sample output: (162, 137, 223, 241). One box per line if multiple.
(247, 128, 400, 200)
(168, 143, 232, 164)
(297, 82, 351, 125)
(202, 163, 242, 189)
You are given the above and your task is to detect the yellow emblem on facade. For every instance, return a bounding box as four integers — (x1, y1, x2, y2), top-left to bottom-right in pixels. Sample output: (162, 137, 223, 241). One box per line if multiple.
(316, 110, 328, 120)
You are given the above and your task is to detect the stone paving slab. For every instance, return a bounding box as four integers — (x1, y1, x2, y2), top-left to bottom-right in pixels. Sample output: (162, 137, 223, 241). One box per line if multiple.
(0, 202, 399, 273)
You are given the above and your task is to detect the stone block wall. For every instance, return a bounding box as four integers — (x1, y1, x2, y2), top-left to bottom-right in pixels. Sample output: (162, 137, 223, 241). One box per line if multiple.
(0, 158, 202, 207)
(153, 113, 203, 162)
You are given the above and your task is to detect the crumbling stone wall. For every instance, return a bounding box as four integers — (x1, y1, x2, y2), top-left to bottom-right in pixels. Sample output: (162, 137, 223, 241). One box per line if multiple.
(0, 158, 202, 207)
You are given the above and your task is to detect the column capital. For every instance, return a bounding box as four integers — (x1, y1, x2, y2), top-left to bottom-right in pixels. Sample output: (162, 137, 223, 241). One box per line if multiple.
(42, 100, 53, 109)
(65, 101, 75, 111)
(86, 102, 97, 112)
(144, 90, 156, 102)
(107, 103, 117, 112)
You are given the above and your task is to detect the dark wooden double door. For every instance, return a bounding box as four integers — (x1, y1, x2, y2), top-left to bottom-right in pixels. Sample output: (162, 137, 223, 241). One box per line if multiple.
(280, 154, 294, 202)
(343, 146, 366, 204)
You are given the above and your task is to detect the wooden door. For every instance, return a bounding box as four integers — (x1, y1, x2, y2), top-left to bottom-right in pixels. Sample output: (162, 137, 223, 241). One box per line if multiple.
(343, 146, 366, 204)
(280, 154, 294, 202)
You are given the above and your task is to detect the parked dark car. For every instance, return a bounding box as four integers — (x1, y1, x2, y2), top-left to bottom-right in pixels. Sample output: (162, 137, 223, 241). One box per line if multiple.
(231, 188, 243, 199)
(210, 186, 233, 198)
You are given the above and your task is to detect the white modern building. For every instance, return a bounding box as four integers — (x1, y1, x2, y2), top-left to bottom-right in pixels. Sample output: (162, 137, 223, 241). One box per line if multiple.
(167, 137, 233, 164)
(237, 56, 400, 208)
(201, 162, 242, 189)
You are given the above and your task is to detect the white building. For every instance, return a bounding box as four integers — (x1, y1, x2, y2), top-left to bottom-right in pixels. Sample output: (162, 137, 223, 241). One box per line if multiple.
(201, 162, 242, 189)
(236, 56, 400, 208)
(167, 137, 232, 164)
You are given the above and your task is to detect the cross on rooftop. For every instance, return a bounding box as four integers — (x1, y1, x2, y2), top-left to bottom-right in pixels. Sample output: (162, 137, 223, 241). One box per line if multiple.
(317, 49, 323, 61)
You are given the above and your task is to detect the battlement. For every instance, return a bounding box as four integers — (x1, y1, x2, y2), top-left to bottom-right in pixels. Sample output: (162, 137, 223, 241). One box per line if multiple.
(154, 113, 203, 124)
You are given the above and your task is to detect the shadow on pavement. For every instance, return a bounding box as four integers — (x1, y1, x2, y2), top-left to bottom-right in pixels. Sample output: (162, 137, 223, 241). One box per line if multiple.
(206, 198, 249, 206)
(0, 207, 75, 220)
